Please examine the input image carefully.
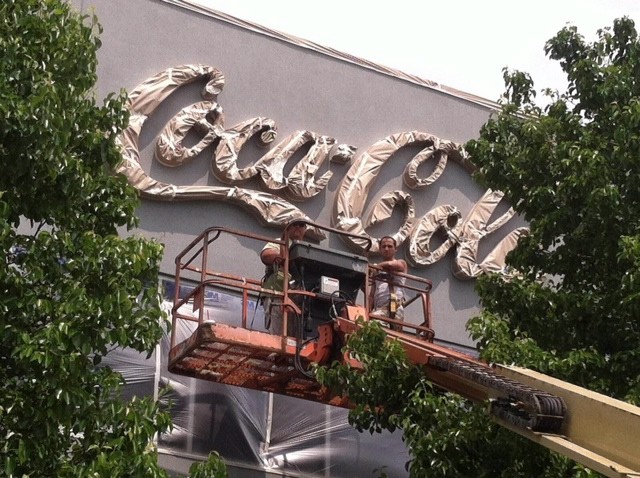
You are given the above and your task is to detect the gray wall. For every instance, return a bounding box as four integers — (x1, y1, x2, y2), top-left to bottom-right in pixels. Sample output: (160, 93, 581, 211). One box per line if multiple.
(67, 1, 526, 475)
(73, 0, 512, 347)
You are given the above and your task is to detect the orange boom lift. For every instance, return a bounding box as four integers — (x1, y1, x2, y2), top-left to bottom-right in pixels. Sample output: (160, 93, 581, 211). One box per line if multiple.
(168, 222, 640, 478)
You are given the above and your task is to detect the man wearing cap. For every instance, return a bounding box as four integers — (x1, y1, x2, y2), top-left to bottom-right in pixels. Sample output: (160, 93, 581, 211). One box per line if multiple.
(260, 220, 307, 335)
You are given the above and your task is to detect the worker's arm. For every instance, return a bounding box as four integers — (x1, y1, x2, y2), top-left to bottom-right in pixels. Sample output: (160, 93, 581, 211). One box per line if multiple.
(376, 258, 408, 273)
(260, 244, 284, 266)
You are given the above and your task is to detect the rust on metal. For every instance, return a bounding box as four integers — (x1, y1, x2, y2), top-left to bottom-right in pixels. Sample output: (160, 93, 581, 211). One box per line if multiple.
(169, 322, 341, 405)
(167, 223, 640, 477)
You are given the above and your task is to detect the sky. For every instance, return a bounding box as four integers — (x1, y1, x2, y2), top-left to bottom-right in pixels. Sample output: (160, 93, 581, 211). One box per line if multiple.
(190, 0, 640, 103)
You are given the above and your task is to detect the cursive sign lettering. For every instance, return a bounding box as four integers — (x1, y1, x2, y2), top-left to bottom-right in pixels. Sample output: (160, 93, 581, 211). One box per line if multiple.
(117, 64, 527, 279)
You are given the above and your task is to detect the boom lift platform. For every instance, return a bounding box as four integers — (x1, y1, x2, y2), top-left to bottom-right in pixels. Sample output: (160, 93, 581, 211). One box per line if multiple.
(168, 222, 640, 478)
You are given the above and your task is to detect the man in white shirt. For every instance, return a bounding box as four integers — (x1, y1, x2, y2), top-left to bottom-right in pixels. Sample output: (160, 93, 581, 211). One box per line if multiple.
(370, 236, 407, 329)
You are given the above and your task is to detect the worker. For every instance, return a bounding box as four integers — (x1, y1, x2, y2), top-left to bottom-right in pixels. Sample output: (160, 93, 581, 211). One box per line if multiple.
(260, 220, 308, 335)
(370, 235, 407, 330)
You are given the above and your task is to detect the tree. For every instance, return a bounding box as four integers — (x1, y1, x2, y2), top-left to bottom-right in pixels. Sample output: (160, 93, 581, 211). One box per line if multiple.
(317, 321, 575, 478)
(0, 1, 226, 476)
(318, 16, 640, 477)
(467, 17, 640, 404)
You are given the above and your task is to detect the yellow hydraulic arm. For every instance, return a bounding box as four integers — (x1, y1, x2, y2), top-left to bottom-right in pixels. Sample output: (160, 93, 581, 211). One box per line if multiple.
(372, 321, 640, 478)
(496, 366, 640, 478)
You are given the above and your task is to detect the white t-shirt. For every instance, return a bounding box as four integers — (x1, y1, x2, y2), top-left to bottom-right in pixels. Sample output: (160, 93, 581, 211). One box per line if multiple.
(372, 275, 405, 311)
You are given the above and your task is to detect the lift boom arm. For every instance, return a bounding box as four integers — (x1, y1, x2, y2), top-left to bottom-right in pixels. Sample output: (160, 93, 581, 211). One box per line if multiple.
(168, 224, 640, 478)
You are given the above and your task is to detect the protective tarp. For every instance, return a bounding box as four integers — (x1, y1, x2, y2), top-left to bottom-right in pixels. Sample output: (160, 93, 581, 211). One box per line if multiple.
(404, 190, 530, 279)
(115, 64, 326, 241)
(116, 63, 525, 280)
(407, 204, 462, 267)
(106, 278, 410, 477)
(450, 189, 529, 279)
(332, 131, 467, 253)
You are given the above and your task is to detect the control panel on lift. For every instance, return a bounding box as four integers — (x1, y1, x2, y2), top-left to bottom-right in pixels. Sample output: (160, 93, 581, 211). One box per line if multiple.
(288, 239, 369, 329)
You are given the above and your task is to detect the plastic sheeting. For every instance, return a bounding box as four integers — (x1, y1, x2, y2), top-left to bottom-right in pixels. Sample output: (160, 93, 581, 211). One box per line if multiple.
(104, 278, 410, 477)
(116, 63, 526, 280)
(116, 64, 331, 242)
(332, 131, 470, 254)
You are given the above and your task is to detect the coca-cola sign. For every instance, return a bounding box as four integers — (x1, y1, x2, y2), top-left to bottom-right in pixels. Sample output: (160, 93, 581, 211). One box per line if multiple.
(117, 65, 527, 280)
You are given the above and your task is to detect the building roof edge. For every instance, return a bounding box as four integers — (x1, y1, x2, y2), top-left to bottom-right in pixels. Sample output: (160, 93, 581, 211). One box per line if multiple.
(162, 0, 501, 111)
